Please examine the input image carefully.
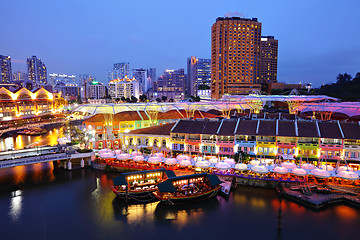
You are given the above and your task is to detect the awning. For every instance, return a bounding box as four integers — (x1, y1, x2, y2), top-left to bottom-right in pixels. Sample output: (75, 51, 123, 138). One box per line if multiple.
(157, 179, 177, 193)
(113, 175, 127, 186)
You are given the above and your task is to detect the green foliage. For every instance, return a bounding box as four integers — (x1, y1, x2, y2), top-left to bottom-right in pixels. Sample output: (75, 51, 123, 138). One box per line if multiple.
(156, 98, 161, 102)
(139, 94, 148, 102)
(140, 147, 151, 154)
(130, 96, 138, 103)
(315, 72, 360, 101)
(161, 96, 168, 102)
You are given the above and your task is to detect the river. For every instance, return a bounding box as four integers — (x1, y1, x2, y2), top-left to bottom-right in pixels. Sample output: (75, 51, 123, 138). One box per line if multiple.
(0, 163, 359, 240)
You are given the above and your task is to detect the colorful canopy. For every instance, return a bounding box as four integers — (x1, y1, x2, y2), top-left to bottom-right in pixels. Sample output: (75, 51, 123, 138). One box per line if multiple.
(132, 155, 144, 162)
(249, 160, 260, 166)
(164, 158, 177, 165)
(273, 166, 288, 174)
(337, 170, 359, 180)
(195, 160, 211, 168)
(234, 163, 248, 171)
(337, 166, 354, 172)
(223, 158, 235, 165)
(99, 152, 115, 159)
(251, 165, 269, 174)
(178, 159, 192, 167)
(114, 150, 123, 155)
(116, 153, 132, 160)
(280, 162, 297, 169)
(291, 168, 308, 176)
(301, 163, 316, 170)
(310, 168, 332, 178)
(147, 156, 162, 164)
(99, 149, 112, 154)
(193, 156, 204, 162)
(215, 162, 231, 170)
(176, 154, 191, 161)
(209, 157, 219, 164)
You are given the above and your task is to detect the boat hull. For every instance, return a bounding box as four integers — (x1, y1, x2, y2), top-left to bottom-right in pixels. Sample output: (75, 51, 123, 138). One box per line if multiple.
(111, 186, 158, 203)
(154, 186, 221, 205)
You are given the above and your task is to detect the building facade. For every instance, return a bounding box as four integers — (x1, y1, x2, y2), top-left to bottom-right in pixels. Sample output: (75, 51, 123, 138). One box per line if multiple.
(108, 76, 139, 99)
(115, 118, 360, 163)
(49, 73, 77, 86)
(80, 81, 106, 100)
(211, 16, 262, 99)
(146, 68, 156, 92)
(0, 87, 65, 121)
(132, 68, 148, 93)
(107, 62, 130, 83)
(0, 55, 12, 83)
(27, 56, 47, 87)
(153, 69, 185, 101)
(259, 36, 278, 84)
(187, 57, 211, 97)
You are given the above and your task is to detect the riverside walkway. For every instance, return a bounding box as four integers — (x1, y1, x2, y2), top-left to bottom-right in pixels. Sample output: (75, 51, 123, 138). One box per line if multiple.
(0, 147, 93, 169)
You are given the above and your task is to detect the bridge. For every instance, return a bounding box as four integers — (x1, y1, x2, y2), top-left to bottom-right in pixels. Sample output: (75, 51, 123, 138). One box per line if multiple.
(0, 149, 94, 170)
(0, 146, 59, 161)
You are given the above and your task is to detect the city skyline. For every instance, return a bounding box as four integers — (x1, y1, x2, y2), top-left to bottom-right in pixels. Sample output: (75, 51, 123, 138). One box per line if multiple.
(1, 0, 360, 86)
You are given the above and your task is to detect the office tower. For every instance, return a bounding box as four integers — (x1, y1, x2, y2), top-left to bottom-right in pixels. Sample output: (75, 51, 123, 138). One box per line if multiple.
(0, 55, 12, 83)
(147, 68, 156, 91)
(153, 69, 185, 101)
(132, 68, 148, 93)
(259, 36, 278, 84)
(80, 80, 106, 100)
(108, 76, 139, 99)
(79, 74, 95, 99)
(27, 56, 47, 87)
(187, 56, 211, 97)
(211, 14, 262, 99)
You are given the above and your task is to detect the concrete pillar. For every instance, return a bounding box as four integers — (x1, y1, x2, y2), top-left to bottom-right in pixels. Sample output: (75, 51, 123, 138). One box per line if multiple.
(88, 159, 92, 166)
(67, 161, 72, 170)
(80, 158, 85, 168)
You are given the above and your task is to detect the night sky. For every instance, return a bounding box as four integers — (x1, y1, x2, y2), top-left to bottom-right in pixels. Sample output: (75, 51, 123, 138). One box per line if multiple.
(1, 0, 359, 86)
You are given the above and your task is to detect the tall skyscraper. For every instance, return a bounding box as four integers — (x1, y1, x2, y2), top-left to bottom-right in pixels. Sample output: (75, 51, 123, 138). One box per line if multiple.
(187, 56, 211, 97)
(259, 36, 278, 84)
(211, 14, 262, 99)
(49, 73, 77, 86)
(13, 71, 27, 82)
(153, 69, 185, 101)
(108, 76, 139, 99)
(27, 56, 47, 87)
(0, 55, 12, 83)
(146, 68, 156, 91)
(132, 68, 148, 93)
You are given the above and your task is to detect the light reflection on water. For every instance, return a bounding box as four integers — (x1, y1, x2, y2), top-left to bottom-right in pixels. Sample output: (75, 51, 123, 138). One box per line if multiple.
(0, 163, 359, 240)
(0, 127, 64, 151)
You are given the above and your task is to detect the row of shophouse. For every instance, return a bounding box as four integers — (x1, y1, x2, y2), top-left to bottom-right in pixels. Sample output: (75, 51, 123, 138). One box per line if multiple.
(118, 118, 360, 162)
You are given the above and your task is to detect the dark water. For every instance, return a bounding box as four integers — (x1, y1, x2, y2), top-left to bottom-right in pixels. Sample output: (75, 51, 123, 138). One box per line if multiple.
(0, 163, 359, 240)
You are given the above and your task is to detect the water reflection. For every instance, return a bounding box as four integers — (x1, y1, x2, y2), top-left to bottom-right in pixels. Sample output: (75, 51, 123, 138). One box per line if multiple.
(0, 126, 64, 151)
(9, 190, 22, 222)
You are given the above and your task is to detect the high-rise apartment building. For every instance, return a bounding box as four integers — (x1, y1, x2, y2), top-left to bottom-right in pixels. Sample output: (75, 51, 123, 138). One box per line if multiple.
(108, 76, 139, 99)
(187, 56, 211, 97)
(13, 71, 27, 82)
(211, 15, 262, 99)
(108, 62, 130, 83)
(27, 56, 47, 87)
(80, 80, 106, 100)
(153, 69, 185, 101)
(259, 36, 278, 84)
(132, 68, 148, 93)
(49, 73, 77, 86)
(0, 55, 12, 83)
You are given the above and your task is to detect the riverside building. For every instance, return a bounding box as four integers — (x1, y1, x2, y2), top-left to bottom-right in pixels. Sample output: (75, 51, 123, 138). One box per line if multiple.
(211, 15, 262, 99)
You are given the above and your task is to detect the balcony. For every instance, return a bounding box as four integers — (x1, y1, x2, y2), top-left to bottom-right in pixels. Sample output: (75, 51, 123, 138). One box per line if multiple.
(297, 142, 319, 148)
(202, 139, 216, 144)
(319, 143, 343, 149)
(217, 140, 234, 145)
(276, 142, 296, 148)
(235, 140, 256, 146)
(344, 144, 360, 150)
(186, 138, 201, 144)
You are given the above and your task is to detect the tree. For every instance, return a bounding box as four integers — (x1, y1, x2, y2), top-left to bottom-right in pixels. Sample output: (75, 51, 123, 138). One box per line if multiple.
(115, 98, 120, 103)
(161, 96, 168, 102)
(169, 98, 174, 102)
(121, 96, 126, 102)
(125, 97, 131, 103)
(356, 72, 360, 78)
(76, 94, 82, 104)
(139, 94, 147, 102)
(336, 73, 352, 84)
(130, 96, 138, 103)
(156, 98, 161, 103)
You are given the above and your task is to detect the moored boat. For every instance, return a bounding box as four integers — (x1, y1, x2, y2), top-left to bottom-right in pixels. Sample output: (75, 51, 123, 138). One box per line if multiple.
(111, 168, 176, 203)
(153, 173, 222, 205)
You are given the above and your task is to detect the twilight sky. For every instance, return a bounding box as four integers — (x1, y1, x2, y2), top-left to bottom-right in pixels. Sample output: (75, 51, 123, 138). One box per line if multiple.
(1, 0, 359, 86)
